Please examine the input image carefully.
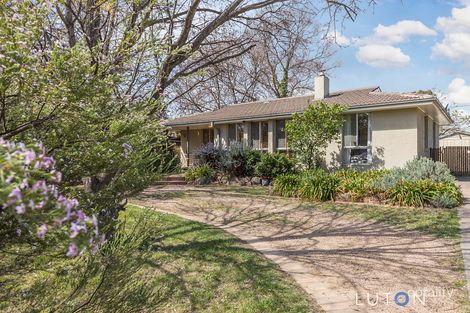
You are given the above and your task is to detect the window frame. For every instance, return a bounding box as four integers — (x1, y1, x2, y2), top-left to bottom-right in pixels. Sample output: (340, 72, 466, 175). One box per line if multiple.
(343, 113, 372, 166)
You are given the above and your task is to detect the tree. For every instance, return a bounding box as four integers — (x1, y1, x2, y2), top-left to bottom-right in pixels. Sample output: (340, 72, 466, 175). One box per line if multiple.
(167, 8, 337, 115)
(285, 101, 346, 169)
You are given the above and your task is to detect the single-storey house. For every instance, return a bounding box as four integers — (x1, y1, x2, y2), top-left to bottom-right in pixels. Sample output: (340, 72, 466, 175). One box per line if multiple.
(165, 73, 452, 169)
(440, 130, 470, 147)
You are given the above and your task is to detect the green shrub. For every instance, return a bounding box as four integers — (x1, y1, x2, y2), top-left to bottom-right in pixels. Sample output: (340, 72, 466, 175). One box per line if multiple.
(390, 180, 463, 208)
(246, 150, 262, 176)
(432, 183, 463, 208)
(390, 180, 437, 207)
(255, 153, 295, 179)
(185, 164, 215, 184)
(334, 169, 389, 201)
(273, 174, 302, 197)
(298, 169, 339, 201)
(373, 157, 455, 191)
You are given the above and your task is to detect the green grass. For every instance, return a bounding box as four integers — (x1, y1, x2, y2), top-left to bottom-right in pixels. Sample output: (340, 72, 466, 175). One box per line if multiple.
(312, 202, 460, 240)
(0, 205, 315, 313)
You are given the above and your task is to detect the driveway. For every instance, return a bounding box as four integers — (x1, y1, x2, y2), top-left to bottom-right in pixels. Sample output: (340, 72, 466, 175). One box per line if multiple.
(132, 185, 466, 313)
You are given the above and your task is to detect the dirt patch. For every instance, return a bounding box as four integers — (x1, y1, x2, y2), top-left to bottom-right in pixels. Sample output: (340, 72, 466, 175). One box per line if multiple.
(132, 185, 468, 313)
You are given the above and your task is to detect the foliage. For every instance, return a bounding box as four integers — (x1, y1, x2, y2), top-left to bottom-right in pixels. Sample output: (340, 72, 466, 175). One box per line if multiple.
(273, 169, 339, 201)
(373, 157, 455, 191)
(389, 180, 462, 208)
(194, 144, 225, 170)
(255, 153, 296, 179)
(285, 102, 346, 169)
(0, 139, 103, 256)
(185, 165, 215, 185)
(273, 174, 302, 197)
(334, 169, 389, 201)
(0, 205, 314, 312)
(0, 1, 175, 242)
(220, 143, 251, 177)
(298, 169, 339, 201)
(246, 149, 263, 176)
(389, 180, 439, 207)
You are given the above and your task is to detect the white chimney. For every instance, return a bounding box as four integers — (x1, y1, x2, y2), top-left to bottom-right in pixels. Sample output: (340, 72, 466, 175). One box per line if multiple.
(314, 72, 329, 100)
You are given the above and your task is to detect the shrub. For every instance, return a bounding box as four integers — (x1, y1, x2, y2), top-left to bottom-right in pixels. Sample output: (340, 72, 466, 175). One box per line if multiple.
(390, 180, 463, 208)
(273, 174, 302, 197)
(255, 153, 295, 179)
(373, 157, 455, 191)
(431, 183, 463, 208)
(334, 169, 389, 201)
(298, 169, 339, 201)
(0, 139, 103, 256)
(185, 164, 215, 184)
(390, 180, 437, 207)
(221, 143, 250, 177)
(246, 150, 262, 177)
(193, 144, 225, 170)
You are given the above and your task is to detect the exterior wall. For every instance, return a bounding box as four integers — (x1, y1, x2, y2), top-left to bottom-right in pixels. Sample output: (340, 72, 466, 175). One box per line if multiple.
(180, 129, 204, 166)
(178, 108, 434, 169)
(369, 108, 419, 169)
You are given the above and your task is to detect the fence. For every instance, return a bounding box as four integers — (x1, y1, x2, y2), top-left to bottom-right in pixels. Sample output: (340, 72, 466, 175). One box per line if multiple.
(430, 146, 470, 176)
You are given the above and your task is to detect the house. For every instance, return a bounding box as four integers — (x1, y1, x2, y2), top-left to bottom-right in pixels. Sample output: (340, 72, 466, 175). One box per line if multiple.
(440, 130, 470, 147)
(165, 73, 452, 169)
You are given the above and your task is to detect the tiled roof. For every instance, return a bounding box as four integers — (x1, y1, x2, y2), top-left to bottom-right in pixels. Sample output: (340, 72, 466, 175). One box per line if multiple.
(165, 86, 436, 126)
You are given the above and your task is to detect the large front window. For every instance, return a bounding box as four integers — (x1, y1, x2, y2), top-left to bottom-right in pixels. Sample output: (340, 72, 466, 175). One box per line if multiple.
(343, 113, 371, 165)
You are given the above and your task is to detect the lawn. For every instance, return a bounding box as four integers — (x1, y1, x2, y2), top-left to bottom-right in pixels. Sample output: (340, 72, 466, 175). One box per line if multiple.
(0, 205, 315, 313)
(204, 185, 460, 240)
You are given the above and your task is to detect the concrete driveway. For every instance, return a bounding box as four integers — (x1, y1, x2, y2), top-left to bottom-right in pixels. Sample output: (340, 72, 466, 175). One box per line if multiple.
(132, 185, 467, 313)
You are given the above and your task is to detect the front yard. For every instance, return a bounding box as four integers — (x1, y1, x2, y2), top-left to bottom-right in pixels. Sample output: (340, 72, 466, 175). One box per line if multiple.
(0, 205, 315, 313)
(133, 185, 469, 312)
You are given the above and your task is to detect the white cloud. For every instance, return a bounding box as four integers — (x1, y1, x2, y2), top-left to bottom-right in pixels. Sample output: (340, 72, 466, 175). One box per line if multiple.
(448, 78, 470, 104)
(329, 31, 350, 46)
(356, 20, 437, 45)
(356, 45, 410, 68)
(433, 5, 470, 64)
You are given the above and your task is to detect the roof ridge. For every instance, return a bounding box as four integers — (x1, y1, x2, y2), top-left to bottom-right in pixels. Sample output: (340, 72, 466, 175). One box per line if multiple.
(370, 90, 434, 98)
(328, 85, 380, 95)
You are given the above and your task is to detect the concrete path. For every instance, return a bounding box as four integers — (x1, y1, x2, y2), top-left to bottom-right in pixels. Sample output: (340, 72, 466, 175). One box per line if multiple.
(457, 178, 470, 299)
(132, 185, 466, 313)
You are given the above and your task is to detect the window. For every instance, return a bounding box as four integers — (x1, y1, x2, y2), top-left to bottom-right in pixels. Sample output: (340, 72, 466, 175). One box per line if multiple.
(276, 120, 286, 149)
(343, 113, 371, 165)
(261, 122, 269, 150)
(236, 123, 245, 143)
(202, 129, 210, 145)
(228, 124, 236, 144)
(251, 122, 260, 149)
(424, 116, 429, 149)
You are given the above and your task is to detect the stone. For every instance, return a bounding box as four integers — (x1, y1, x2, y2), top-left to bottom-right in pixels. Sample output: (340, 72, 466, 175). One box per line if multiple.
(251, 176, 262, 185)
(261, 179, 270, 186)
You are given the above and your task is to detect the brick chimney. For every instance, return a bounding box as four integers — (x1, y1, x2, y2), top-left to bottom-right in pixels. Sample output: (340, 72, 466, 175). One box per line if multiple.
(314, 72, 329, 100)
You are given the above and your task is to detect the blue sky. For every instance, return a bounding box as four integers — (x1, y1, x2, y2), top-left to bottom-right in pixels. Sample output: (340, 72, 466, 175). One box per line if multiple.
(328, 0, 470, 110)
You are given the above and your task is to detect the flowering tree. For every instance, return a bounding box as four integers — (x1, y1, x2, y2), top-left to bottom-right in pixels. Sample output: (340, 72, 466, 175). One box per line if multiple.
(0, 139, 104, 256)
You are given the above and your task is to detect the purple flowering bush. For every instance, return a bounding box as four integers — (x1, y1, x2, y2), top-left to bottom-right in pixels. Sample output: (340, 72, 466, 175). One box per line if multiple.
(0, 138, 104, 257)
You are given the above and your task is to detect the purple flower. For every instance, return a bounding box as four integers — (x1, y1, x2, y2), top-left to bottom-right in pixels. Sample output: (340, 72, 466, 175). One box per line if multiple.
(66, 242, 78, 257)
(37, 224, 47, 240)
(36, 201, 44, 209)
(5, 174, 15, 184)
(32, 180, 46, 191)
(69, 222, 87, 238)
(76, 210, 86, 223)
(15, 203, 26, 214)
(24, 150, 36, 164)
(9, 187, 22, 200)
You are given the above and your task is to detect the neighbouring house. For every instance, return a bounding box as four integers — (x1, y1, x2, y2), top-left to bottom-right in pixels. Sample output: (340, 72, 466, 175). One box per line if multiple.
(165, 73, 452, 169)
(440, 130, 470, 147)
